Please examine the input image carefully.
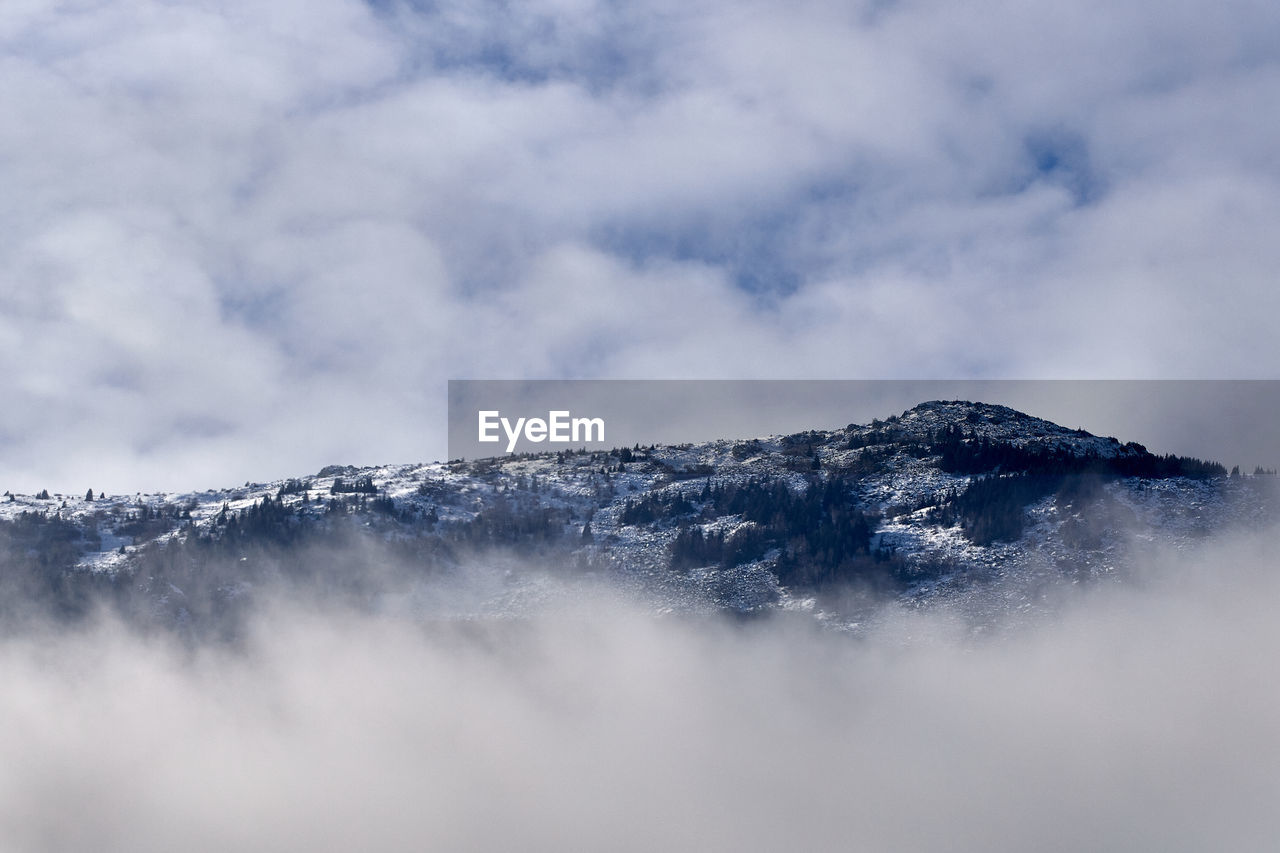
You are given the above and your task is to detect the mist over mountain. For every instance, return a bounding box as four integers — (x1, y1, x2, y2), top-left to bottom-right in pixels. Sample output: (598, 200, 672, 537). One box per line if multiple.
(3, 400, 1274, 637)
(5, 0, 1279, 845)
(1, 400, 1279, 851)
(0, 400, 1277, 850)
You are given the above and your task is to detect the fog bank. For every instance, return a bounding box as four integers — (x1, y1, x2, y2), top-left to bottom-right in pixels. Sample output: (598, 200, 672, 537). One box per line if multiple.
(0, 530, 1277, 851)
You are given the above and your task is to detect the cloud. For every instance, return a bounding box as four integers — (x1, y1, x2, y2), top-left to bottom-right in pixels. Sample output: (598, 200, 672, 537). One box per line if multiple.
(0, 526, 1278, 850)
(1, 0, 1279, 491)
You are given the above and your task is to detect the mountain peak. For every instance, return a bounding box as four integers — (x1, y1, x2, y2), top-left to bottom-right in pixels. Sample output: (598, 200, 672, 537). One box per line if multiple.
(839, 399, 1117, 459)
(0, 399, 1254, 633)
(901, 399, 1075, 429)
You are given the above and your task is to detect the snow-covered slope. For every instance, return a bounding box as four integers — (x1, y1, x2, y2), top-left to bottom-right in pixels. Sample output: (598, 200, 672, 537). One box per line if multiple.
(1, 400, 1272, 630)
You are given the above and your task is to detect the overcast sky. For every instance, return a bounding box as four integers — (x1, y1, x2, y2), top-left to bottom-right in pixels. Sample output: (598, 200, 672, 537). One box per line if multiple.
(3, 0, 1279, 493)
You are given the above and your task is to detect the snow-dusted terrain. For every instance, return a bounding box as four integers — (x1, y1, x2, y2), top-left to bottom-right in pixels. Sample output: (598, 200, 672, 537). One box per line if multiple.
(2, 400, 1273, 630)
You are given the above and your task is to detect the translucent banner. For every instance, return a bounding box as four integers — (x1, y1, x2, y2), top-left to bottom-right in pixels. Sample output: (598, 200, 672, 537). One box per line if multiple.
(448, 380, 1280, 473)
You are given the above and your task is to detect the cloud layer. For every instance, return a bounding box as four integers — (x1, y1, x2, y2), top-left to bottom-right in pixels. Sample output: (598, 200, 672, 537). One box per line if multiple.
(2, 0, 1279, 490)
(1, 528, 1278, 851)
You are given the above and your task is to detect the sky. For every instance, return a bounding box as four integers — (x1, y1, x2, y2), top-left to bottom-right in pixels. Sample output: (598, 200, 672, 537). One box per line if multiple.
(2, 0, 1280, 493)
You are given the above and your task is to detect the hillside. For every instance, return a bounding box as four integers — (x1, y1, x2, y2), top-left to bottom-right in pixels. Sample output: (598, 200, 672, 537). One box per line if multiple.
(2, 400, 1274, 633)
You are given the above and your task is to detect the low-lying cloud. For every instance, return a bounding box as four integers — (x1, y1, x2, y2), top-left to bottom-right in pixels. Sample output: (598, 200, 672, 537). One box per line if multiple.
(0, 525, 1277, 851)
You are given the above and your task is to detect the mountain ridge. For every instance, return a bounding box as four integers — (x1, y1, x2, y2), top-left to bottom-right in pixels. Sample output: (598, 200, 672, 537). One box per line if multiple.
(1, 400, 1272, 633)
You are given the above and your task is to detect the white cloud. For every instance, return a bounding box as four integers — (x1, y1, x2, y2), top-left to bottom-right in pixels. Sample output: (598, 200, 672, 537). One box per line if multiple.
(1, 0, 1279, 490)
(0, 528, 1278, 850)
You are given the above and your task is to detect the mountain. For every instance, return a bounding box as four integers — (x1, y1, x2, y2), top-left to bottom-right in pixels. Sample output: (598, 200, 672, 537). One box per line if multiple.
(1, 400, 1275, 634)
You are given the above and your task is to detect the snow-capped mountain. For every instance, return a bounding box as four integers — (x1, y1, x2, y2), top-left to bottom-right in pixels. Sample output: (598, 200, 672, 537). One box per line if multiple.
(2, 400, 1274, 632)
